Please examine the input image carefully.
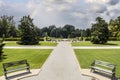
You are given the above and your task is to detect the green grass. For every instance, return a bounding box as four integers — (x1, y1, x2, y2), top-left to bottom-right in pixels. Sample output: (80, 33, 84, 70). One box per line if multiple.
(0, 49, 52, 76)
(74, 49, 120, 77)
(4, 41, 57, 46)
(72, 41, 120, 46)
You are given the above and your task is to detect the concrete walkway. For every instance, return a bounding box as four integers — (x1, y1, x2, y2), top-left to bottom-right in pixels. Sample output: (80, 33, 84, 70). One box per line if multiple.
(19, 42, 90, 80)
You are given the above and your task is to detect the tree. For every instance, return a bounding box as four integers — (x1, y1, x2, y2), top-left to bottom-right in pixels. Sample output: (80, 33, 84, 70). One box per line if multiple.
(91, 17, 109, 44)
(62, 24, 75, 38)
(0, 15, 17, 37)
(74, 29, 81, 37)
(109, 17, 120, 37)
(61, 28, 68, 38)
(50, 28, 61, 38)
(41, 27, 48, 37)
(18, 15, 39, 45)
(48, 25, 56, 36)
(0, 38, 5, 59)
(85, 28, 91, 37)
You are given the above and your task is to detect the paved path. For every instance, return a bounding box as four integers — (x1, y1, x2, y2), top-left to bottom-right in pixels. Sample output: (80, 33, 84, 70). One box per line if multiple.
(20, 42, 90, 80)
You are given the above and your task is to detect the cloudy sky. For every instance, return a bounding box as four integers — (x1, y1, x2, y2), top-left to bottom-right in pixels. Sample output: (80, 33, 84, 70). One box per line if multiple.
(0, 0, 120, 29)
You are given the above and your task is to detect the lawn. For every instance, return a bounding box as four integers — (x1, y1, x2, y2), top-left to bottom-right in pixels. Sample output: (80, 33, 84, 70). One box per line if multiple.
(72, 41, 120, 46)
(0, 49, 52, 76)
(4, 41, 57, 46)
(74, 49, 120, 77)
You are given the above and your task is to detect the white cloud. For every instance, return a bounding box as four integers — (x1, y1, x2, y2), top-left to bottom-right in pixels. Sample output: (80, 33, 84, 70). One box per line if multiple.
(0, 0, 120, 29)
(86, 0, 108, 4)
(90, 4, 107, 13)
(27, 0, 40, 18)
(0, 0, 6, 7)
(86, 0, 119, 5)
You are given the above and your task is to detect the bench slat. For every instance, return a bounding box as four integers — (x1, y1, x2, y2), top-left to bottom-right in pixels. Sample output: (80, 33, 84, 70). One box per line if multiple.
(3, 60, 28, 68)
(3, 59, 30, 79)
(91, 66, 113, 74)
(91, 60, 116, 79)
(5, 66, 30, 73)
(95, 60, 115, 68)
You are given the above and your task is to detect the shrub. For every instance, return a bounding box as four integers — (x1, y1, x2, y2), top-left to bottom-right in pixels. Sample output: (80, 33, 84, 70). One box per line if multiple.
(91, 36, 100, 44)
(84, 37, 91, 41)
(117, 37, 120, 41)
(39, 38, 44, 41)
(4, 38, 20, 41)
(17, 41, 39, 45)
(108, 37, 117, 41)
(0, 43, 5, 59)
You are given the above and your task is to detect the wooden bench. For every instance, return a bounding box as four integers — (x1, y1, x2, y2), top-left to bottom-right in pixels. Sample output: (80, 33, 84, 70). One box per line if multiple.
(90, 60, 116, 79)
(3, 59, 30, 79)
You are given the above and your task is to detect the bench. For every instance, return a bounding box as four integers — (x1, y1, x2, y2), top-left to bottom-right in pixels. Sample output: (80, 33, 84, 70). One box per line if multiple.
(90, 60, 116, 79)
(3, 59, 30, 79)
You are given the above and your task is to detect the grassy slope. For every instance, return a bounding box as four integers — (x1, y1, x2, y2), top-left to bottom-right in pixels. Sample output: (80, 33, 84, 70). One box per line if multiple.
(0, 49, 52, 76)
(74, 49, 120, 77)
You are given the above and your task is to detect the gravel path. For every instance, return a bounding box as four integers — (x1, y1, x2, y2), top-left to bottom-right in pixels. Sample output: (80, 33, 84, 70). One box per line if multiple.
(20, 42, 90, 80)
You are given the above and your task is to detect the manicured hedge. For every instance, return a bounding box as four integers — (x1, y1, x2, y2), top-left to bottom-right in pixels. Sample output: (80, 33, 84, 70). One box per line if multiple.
(0, 38, 45, 41)
(84, 37, 91, 41)
(109, 37, 118, 41)
(4, 38, 20, 41)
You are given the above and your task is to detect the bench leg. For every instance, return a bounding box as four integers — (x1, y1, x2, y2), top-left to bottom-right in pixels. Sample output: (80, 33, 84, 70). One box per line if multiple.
(111, 73, 116, 80)
(27, 68, 30, 73)
(90, 68, 95, 72)
(4, 73, 8, 80)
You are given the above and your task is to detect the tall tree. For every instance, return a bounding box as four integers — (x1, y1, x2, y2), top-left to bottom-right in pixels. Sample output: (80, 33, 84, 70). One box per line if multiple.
(109, 17, 120, 37)
(91, 17, 109, 44)
(62, 24, 75, 38)
(50, 27, 61, 38)
(48, 25, 56, 36)
(18, 15, 39, 45)
(41, 27, 48, 37)
(0, 15, 17, 37)
(85, 28, 91, 37)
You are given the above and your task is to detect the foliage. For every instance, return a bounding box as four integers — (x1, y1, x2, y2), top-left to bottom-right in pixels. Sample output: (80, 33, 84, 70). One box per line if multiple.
(3, 38, 20, 41)
(0, 15, 18, 38)
(4, 41, 57, 46)
(18, 15, 39, 45)
(0, 43, 5, 59)
(0, 35, 5, 59)
(91, 17, 109, 44)
(109, 16, 120, 37)
(84, 37, 91, 41)
(109, 37, 117, 41)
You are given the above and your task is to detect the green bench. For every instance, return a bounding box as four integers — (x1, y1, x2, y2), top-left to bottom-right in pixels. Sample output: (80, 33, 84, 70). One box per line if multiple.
(3, 59, 30, 79)
(90, 60, 116, 79)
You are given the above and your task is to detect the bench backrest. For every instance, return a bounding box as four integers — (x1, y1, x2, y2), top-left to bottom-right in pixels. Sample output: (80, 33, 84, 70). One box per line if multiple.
(93, 60, 116, 69)
(3, 60, 28, 68)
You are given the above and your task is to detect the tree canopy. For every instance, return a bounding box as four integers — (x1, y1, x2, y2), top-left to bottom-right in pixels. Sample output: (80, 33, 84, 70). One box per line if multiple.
(109, 16, 120, 37)
(0, 15, 17, 38)
(18, 15, 39, 45)
(91, 17, 109, 44)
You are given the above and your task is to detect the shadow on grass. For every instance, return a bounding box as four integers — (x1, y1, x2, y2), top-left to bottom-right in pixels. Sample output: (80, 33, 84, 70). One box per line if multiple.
(0, 54, 8, 62)
(104, 43, 118, 46)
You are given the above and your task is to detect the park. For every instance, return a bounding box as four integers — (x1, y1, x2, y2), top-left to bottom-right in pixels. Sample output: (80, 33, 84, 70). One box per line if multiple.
(0, 13, 120, 80)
